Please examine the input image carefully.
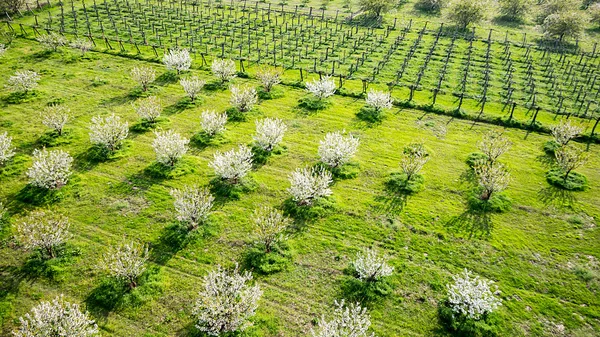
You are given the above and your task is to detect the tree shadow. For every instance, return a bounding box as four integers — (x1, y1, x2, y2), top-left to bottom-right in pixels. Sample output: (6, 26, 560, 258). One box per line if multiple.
(209, 178, 256, 206)
(73, 146, 117, 172)
(1, 91, 39, 105)
(537, 186, 577, 208)
(36, 130, 72, 147)
(14, 185, 63, 206)
(280, 198, 334, 232)
(149, 223, 215, 265)
(164, 97, 196, 115)
(154, 72, 179, 86)
(445, 209, 493, 239)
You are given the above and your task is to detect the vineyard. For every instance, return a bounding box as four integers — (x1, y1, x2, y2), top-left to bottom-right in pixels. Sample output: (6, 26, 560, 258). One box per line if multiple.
(7, 0, 600, 132)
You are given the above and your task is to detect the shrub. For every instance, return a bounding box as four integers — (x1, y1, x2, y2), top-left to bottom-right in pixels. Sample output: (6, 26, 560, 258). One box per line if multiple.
(5, 70, 40, 93)
(318, 131, 360, 168)
(130, 66, 156, 91)
(15, 210, 70, 259)
(99, 241, 149, 289)
(41, 105, 70, 136)
(543, 11, 586, 41)
(69, 38, 93, 55)
(358, 0, 392, 18)
(0, 131, 16, 165)
(477, 131, 511, 166)
(352, 248, 394, 282)
(209, 145, 253, 184)
(385, 172, 425, 194)
(211, 59, 237, 84)
(416, 0, 447, 12)
(256, 67, 282, 92)
(162, 48, 192, 74)
(152, 130, 189, 166)
(89, 114, 129, 152)
(312, 300, 374, 337)
(551, 120, 582, 147)
(546, 168, 588, 191)
(14, 295, 98, 337)
(400, 142, 429, 182)
(230, 85, 258, 112)
(192, 265, 262, 335)
(27, 148, 73, 189)
(473, 162, 510, 201)
(439, 269, 501, 336)
(287, 167, 333, 206)
(134, 96, 161, 123)
(200, 110, 228, 137)
(253, 118, 287, 152)
(37, 33, 67, 51)
(446, 0, 488, 29)
(591, 3, 600, 26)
(180, 76, 206, 102)
(498, 0, 531, 22)
(242, 244, 291, 275)
(305, 76, 336, 100)
(252, 207, 290, 253)
(170, 185, 214, 230)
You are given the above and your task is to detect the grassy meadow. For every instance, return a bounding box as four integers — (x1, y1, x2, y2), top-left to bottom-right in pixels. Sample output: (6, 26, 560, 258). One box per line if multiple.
(0, 35, 599, 336)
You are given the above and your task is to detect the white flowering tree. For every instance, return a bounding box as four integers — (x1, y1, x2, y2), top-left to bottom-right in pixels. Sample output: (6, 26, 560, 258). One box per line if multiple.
(230, 85, 258, 112)
(6, 70, 40, 93)
(200, 110, 228, 137)
(0, 44, 8, 57)
(477, 131, 511, 166)
(400, 142, 429, 181)
(130, 66, 156, 91)
(89, 114, 129, 152)
(365, 89, 393, 111)
(170, 185, 214, 230)
(551, 120, 582, 147)
(474, 163, 510, 201)
(256, 67, 282, 92)
(352, 249, 394, 283)
(211, 58, 237, 84)
(99, 241, 149, 289)
(192, 265, 262, 336)
(446, 269, 501, 320)
(318, 131, 360, 168)
(252, 207, 290, 253)
(253, 118, 287, 152)
(13, 295, 99, 337)
(15, 210, 70, 259)
(134, 96, 161, 123)
(312, 300, 374, 337)
(69, 38, 93, 55)
(27, 148, 73, 189)
(306, 76, 336, 100)
(152, 130, 189, 166)
(41, 105, 70, 135)
(163, 48, 192, 74)
(0, 132, 16, 166)
(287, 167, 333, 206)
(209, 145, 253, 184)
(37, 32, 67, 51)
(180, 76, 206, 102)
(554, 145, 589, 181)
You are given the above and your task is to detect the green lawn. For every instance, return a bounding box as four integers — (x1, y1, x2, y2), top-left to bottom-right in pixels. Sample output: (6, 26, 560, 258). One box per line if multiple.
(0, 38, 599, 336)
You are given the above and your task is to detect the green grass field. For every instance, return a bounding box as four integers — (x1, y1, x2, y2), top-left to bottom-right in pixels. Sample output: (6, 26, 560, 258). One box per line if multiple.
(1, 34, 600, 336)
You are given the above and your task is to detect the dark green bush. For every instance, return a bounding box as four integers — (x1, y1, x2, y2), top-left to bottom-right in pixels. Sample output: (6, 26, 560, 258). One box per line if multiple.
(385, 172, 424, 194)
(257, 87, 284, 100)
(438, 300, 500, 337)
(242, 243, 291, 275)
(465, 152, 489, 168)
(546, 168, 588, 191)
(356, 106, 385, 123)
(298, 96, 329, 111)
(467, 190, 512, 213)
(543, 140, 561, 155)
(226, 107, 247, 122)
(340, 276, 393, 303)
